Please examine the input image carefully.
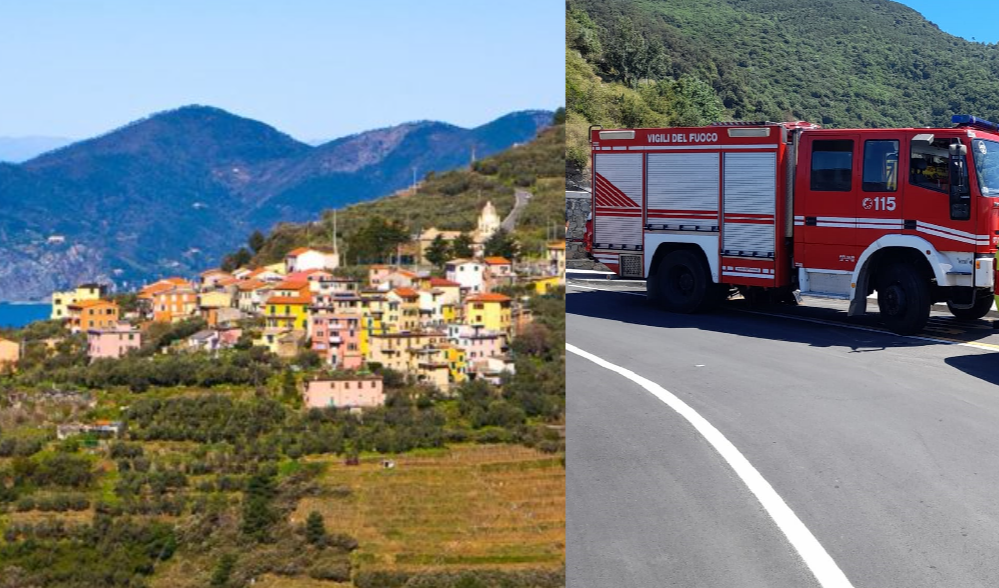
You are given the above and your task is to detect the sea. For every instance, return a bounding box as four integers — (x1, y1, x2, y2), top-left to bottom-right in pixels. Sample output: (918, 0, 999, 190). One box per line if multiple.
(0, 302, 52, 329)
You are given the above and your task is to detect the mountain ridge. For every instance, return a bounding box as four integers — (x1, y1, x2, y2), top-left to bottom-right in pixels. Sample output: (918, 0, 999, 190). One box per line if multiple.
(0, 105, 553, 301)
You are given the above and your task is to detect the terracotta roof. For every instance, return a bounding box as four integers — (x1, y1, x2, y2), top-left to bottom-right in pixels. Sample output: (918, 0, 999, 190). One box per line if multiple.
(216, 277, 240, 286)
(394, 270, 418, 278)
(267, 295, 312, 305)
(286, 269, 330, 281)
(466, 293, 511, 303)
(164, 277, 190, 285)
(236, 279, 269, 292)
(286, 247, 312, 257)
(484, 257, 511, 265)
(247, 267, 272, 278)
(429, 277, 461, 287)
(200, 268, 228, 277)
(369, 264, 390, 270)
(70, 299, 116, 309)
(273, 280, 310, 291)
(392, 287, 419, 299)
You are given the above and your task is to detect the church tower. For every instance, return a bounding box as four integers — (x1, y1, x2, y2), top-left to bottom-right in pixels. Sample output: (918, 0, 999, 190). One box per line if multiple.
(476, 201, 500, 241)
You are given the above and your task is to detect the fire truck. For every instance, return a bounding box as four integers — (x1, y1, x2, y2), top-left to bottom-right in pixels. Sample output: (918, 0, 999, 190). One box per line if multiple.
(583, 115, 999, 334)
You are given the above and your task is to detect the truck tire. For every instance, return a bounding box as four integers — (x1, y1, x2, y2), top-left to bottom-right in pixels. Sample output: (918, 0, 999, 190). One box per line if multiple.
(947, 294, 994, 320)
(876, 264, 930, 335)
(654, 250, 712, 313)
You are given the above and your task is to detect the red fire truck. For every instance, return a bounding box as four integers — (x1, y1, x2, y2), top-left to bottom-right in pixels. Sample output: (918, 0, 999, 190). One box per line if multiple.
(583, 116, 999, 334)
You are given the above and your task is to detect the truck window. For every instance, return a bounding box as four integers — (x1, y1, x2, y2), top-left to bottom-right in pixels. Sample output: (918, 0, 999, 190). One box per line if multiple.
(910, 137, 957, 193)
(862, 140, 899, 192)
(810, 140, 853, 191)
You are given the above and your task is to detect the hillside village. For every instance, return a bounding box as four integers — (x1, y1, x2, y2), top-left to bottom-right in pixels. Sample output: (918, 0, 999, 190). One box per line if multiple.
(1, 201, 565, 408)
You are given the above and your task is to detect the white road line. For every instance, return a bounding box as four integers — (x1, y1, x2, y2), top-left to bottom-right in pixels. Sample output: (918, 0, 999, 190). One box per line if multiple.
(567, 283, 999, 352)
(567, 343, 855, 588)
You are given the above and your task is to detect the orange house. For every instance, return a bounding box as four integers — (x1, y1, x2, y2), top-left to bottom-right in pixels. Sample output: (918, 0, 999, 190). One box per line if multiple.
(67, 300, 119, 333)
(152, 284, 198, 323)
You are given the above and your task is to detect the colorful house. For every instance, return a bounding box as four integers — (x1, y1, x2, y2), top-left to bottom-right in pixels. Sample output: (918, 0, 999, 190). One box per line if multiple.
(303, 375, 384, 410)
(236, 279, 273, 314)
(445, 259, 484, 294)
(51, 283, 107, 321)
(87, 323, 141, 360)
(0, 338, 19, 372)
(310, 313, 362, 369)
(265, 295, 311, 331)
(285, 247, 339, 274)
(445, 345, 467, 385)
(199, 269, 233, 290)
(387, 288, 420, 332)
(68, 300, 119, 333)
(464, 293, 512, 334)
(152, 283, 198, 323)
(547, 240, 566, 276)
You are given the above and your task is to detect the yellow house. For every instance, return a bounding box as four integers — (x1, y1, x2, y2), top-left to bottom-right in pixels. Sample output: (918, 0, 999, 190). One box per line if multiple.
(198, 290, 233, 310)
(531, 276, 561, 295)
(446, 345, 466, 385)
(51, 283, 106, 320)
(387, 288, 420, 332)
(265, 295, 311, 331)
(0, 338, 19, 373)
(464, 293, 512, 334)
(264, 261, 288, 276)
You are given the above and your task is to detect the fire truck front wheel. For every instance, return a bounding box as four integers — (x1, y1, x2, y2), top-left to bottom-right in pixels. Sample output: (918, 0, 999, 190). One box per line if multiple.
(876, 264, 930, 335)
(654, 249, 714, 313)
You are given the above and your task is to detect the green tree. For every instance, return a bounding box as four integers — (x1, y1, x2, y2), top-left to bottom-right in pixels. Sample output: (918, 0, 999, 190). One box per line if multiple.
(210, 553, 236, 587)
(484, 229, 520, 260)
(305, 511, 327, 546)
(248, 230, 266, 254)
(280, 369, 299, 405)
(451, 233, 474, 259)
(425, 234, 451, 268)
(241, 470, 278, 542)
(346, 217, 409, 264)
(221, 247, 252, 272)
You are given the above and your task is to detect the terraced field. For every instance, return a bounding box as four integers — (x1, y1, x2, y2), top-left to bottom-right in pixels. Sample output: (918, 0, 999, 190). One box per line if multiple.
(293, 444, 565, 574)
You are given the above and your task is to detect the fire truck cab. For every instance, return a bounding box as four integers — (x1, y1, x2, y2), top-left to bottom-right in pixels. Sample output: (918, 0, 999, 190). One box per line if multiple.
(584, 116, 999, 334)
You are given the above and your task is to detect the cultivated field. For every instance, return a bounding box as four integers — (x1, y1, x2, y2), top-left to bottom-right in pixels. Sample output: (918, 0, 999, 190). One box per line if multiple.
(293, 444, 565, 573)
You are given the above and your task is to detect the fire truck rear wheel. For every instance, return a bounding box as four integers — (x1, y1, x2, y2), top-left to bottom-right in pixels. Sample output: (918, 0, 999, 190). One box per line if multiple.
(656, 250, 712, 313)
(876, 264, 930, 335)
(946, 294, 994, 320)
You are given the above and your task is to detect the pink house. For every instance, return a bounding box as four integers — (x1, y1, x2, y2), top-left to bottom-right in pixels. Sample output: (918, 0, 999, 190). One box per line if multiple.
(309, 313, 362, 369)
(447, 324, 507, 361)
(87, 323, 142, 360)
(303, 376, 384, 409)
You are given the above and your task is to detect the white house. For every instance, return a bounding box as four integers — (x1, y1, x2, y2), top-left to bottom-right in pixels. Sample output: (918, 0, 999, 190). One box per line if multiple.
(285, 247, 340, 274)
(445, 259, 484, 294)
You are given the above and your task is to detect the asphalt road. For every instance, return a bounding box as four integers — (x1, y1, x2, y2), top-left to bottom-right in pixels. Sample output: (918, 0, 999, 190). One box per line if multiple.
(500, 188, 532, 232)
(567, 281, 999, 587)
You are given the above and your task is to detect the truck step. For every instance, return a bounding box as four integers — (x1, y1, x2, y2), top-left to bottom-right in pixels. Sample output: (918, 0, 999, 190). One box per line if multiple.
(799, 291, 851, 300)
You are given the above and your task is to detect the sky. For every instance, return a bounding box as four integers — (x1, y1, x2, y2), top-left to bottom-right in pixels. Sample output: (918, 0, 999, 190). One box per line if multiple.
(898, 1, 999, 43)
(0, 1, 564, 142)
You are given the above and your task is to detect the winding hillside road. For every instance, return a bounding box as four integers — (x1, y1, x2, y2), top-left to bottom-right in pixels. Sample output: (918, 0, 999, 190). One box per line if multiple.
(500, 188, 532, 232)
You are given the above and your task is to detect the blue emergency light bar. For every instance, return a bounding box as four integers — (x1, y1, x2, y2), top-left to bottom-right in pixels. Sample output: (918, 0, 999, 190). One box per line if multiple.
(952, 114, 999, 133)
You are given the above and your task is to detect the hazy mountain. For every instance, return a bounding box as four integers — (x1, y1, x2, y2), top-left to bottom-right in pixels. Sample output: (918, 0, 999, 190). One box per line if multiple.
(0, 105, 553, 300)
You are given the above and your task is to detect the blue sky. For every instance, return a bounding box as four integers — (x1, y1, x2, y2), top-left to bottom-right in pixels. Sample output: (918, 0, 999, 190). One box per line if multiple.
(898, 1, 999, 43)
(0, 1, 564, 141)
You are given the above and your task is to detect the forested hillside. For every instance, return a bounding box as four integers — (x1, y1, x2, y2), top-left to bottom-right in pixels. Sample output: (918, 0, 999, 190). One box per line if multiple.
(236, 118, 565, 268)
(567, 0, 999, 180)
